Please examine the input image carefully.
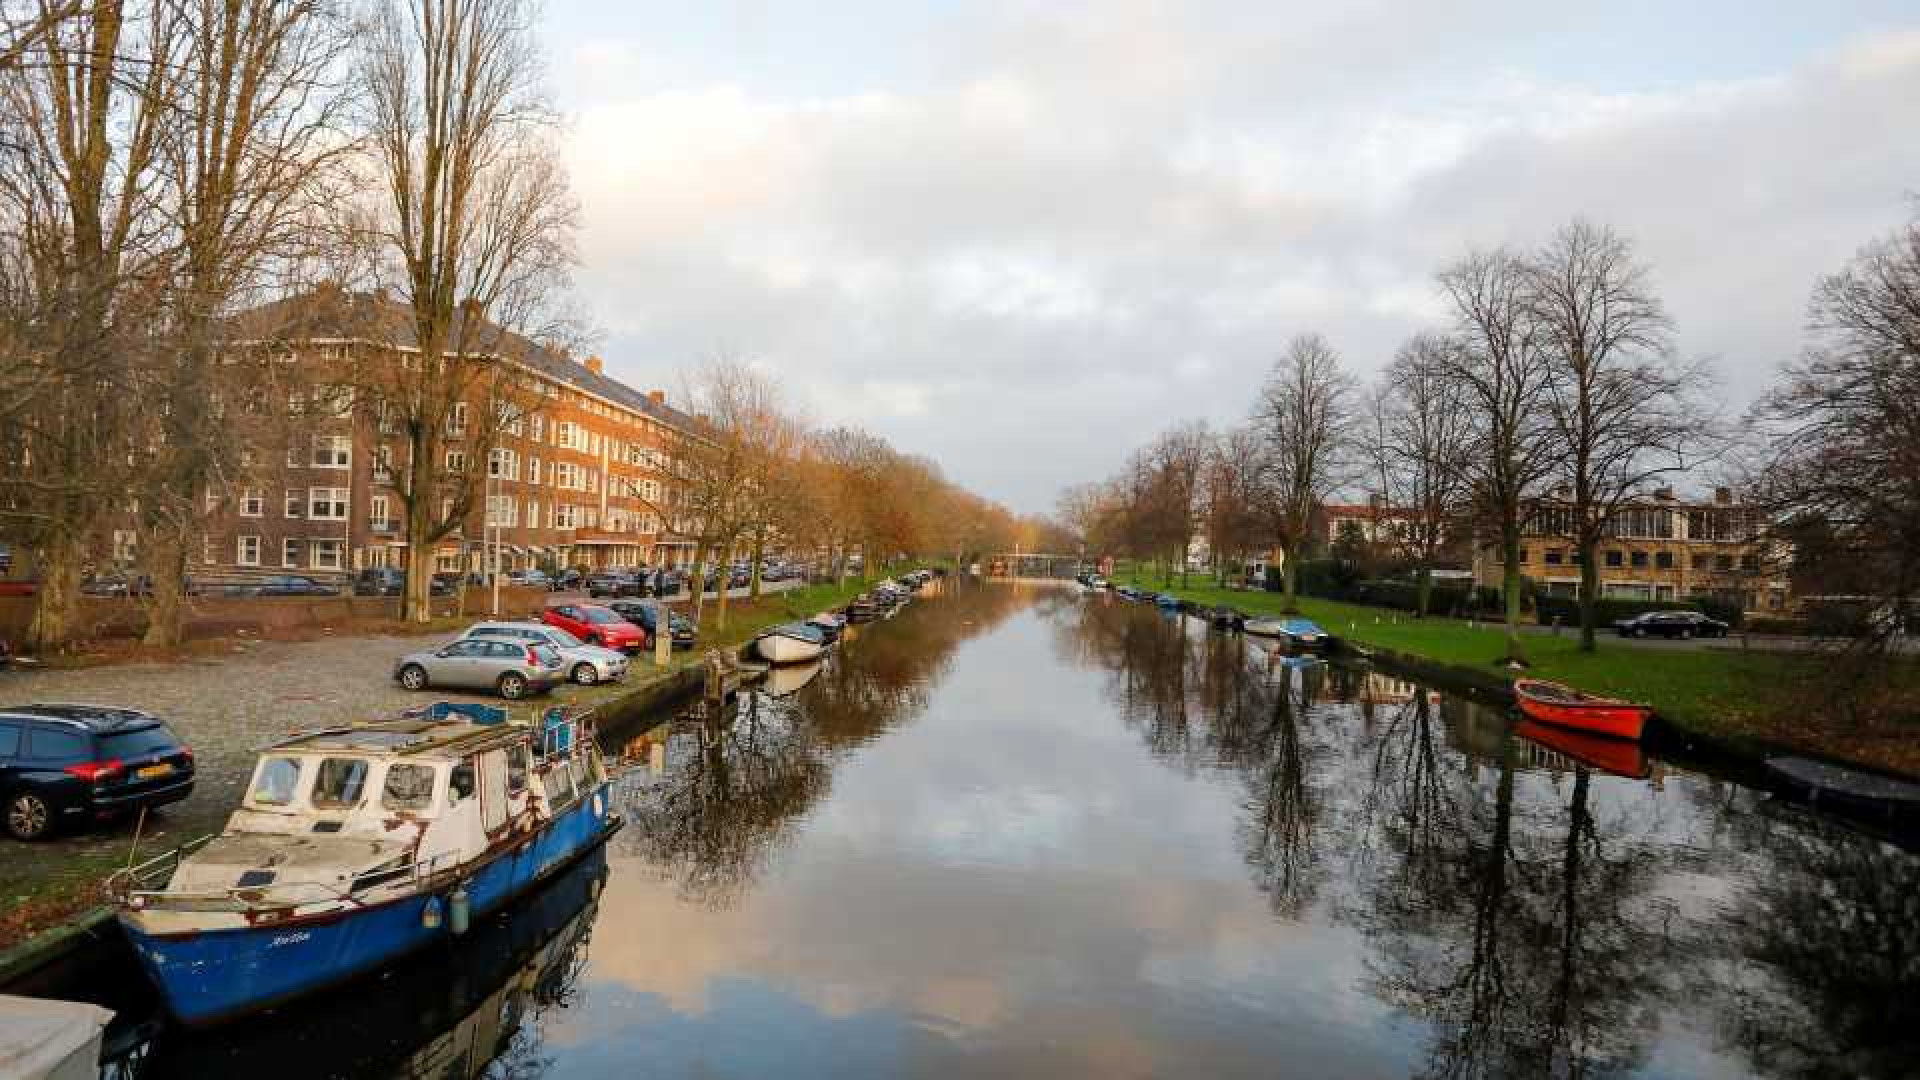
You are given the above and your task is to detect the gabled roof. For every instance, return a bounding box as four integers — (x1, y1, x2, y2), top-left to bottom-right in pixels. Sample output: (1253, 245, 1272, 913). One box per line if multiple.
(226, 287, 700, 433)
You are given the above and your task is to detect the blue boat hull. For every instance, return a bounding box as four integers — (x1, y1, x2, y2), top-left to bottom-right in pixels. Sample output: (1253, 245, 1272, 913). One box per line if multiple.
(121, 782, 614, 1027)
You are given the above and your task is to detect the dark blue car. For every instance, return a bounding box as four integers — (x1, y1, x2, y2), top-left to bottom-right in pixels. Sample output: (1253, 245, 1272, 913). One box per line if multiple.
(1, 704, 195, 840)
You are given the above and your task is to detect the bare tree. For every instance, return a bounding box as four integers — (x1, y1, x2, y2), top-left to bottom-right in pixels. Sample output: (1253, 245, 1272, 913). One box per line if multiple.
(1527, 221, 1709, 650)
(0, 0, 173, 650)
(1753, 211, 1920, 724)
(1201, 425, 1266, 584)
(137, 0, 349, 645)
(1368, 333, 1475, 616)
(1253, 333, 1353, 612)
(351, 0, 577, 621)
(1434, 250, 1558, 664)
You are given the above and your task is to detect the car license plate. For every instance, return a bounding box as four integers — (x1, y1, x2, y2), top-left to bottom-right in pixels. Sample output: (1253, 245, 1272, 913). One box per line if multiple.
(137, 763, 173, 780)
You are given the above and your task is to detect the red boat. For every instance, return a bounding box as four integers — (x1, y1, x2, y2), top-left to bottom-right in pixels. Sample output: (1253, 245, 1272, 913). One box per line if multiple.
(1514, 719, 1650, 778)
(1512, 678, 1653, 741)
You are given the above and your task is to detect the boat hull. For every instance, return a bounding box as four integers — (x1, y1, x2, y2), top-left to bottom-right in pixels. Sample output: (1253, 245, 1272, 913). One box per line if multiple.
(1515, 719, 1650, 778)
(756, 634, 826, 665)
(1514, 683, 1651, 741)
(120, 781, 615, 1028)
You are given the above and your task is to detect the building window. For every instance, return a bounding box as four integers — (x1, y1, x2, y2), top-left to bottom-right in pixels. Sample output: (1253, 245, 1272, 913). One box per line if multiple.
(112, 529, 137, 562)
(1604, 550, 1624, 568)
(447, 402, 468, 436)
(370, 494, 390, 529)
(311, 539, 343, 570)
(239, 490, 264, 517)
(285, 490, 303, 518)
(527, 456, 541, 485)
(526, 499, 539, 529)
(1714, 554, 1733, 571)
(1740, 554, 1758, 572)
(486, 495, 517, 528)
(445, 449, 467, 473)
(553, 503, 578, 529)
(237, 535, 261, 566)
(309, 487, 349, 520)
(312, 435, 351, 468)
(282, 537, 304, 568)
(1630, 551, 1648, 568)
(1544, 549, 1563, 565)
(488, 448, 518, 480)
(529, 414, 544, 442)
(1692, 554, 1709, 570)
(203, 537, 217, 565)
(1655, 551, 1674, 570)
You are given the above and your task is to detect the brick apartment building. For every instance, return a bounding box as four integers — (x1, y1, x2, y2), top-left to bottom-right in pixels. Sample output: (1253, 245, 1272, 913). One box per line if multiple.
(1476, 487, 1792, 613)
(189, 289, 703, 583)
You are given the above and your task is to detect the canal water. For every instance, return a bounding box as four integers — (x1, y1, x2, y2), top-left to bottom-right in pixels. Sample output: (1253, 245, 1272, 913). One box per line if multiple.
(72, 579, 1920, 1077)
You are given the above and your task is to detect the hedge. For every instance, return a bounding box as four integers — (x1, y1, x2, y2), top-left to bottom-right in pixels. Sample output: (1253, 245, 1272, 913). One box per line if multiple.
(1534, 595, 1699, 627)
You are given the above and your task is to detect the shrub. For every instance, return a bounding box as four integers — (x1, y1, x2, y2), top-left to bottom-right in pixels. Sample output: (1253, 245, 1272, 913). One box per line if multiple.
(1534, 595, 1699, 627)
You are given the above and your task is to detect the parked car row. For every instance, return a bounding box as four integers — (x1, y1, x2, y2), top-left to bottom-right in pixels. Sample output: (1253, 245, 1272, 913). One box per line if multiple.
(391, 601, 699, 700)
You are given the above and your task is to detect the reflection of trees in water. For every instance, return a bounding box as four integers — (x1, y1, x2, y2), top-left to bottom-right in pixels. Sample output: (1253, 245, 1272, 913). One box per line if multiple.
(1238, 662, 1329, 918)
(616, 581, 1031, 906)
(1698, 809, 1920, 1079)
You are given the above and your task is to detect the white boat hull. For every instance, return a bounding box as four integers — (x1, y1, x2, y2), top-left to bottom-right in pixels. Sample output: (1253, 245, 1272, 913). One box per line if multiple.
(756, 633, 826, 665)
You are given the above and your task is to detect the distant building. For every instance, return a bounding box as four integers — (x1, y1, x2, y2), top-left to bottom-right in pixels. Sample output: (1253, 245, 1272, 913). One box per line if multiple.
(1476, 487, 1791, 613)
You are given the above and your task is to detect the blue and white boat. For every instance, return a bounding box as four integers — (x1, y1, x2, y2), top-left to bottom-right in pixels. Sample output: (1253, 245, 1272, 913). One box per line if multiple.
(110, 703, 617, 1027)
(1155, 593, 1183, 610)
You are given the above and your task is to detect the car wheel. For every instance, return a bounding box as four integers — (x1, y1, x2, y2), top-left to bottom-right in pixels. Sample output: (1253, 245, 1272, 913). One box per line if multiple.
(1680, 628, 1693, 640)
(6, 790, 53, 841)
(398, 664, 429, 691)
(498, 672, 529, 700)
(572, 662, 599, 686)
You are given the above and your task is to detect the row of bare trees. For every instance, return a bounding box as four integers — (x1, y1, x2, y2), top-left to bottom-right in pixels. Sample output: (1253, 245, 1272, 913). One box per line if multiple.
(1063, 219, 1715, 660)
(0, 0, 583, 644)
(657, 360, 1039, 631)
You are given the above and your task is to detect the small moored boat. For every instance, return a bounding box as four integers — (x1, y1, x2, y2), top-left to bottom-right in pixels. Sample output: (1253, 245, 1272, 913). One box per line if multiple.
(1766, 755, 1920, 813)
(1280, 618, 1328, 649)
(754, 622, 830, 665)
(807, 612, 847, 642)
(1513, 679, 1653, 741)
(111, 703, 615, 1027)
(1243, 616, 1287, 637)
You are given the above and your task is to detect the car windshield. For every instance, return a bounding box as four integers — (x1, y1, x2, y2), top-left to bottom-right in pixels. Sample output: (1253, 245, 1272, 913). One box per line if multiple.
(99, 726, 179, 758)
(583, 608, 623, 625)
(543, 626, 584, 648)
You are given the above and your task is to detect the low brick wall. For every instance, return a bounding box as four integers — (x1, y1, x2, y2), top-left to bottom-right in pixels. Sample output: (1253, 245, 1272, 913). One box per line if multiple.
(0, 585, 552, 645)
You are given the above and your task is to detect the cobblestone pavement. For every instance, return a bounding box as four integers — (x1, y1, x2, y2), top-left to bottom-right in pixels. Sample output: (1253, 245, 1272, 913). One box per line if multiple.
(0, 629, 669, 896)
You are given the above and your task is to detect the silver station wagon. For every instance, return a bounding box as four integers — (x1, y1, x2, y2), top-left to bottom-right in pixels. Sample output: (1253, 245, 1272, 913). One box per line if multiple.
(393, 638, 566, 699)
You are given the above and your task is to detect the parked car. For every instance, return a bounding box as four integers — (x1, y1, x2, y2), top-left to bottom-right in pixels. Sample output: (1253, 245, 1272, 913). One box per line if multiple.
(552, 569, 583, 592)
(607, 600, 698, 650)
(1612, 610, 1730, 639)
(459, 621, 630, 686)
(255, 575, 340, 597)
(651, 569, 686, 597)
(352, 568, 453, 597)
(0, 704, 196, 841)
(509, 569, 552, 589)
(392, 638, 565, 699)
(541, 603, 648, 653)
(586, 571, 647, 599)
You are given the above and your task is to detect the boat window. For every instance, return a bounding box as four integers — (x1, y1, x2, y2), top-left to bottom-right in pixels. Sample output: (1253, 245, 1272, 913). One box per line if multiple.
(506, 743, 530, 794)
(311, 757, 370, 809)
(545, 760, 575, 804)
(251, 756, 302, 806)
(449, 759, 477, 803)
(383, 764, 437, 812)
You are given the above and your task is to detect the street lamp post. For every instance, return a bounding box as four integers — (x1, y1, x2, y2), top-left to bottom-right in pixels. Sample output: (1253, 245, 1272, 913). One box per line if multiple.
(487, 465, 501, 616)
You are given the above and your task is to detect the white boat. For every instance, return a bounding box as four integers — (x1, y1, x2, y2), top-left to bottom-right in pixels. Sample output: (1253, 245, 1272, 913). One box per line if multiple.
(0, 995, 112, 1080)
(754, 622, 829, 665)
(110, 703, 615, 1027)
(1244, 617, 1288, 637)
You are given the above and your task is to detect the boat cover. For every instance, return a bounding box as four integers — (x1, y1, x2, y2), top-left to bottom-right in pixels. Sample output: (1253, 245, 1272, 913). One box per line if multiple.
(0, 995, 112, 1080)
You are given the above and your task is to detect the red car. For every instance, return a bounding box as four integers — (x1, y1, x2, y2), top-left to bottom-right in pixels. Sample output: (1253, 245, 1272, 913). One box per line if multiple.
(542, 602, 649, 653)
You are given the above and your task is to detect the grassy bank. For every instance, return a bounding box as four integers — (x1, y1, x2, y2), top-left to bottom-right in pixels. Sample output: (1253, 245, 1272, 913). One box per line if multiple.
(1123, 573, 1920, 776)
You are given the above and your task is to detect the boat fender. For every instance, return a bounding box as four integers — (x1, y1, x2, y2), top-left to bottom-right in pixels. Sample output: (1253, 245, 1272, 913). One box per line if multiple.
(450, 884, 471, 936)
(422, 894, 444, 930)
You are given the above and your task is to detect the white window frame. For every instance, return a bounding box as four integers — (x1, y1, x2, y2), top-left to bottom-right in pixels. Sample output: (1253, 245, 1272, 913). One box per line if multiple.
(312, 435, 351, 469)
(311, 538, 344, 571)
(308, 487, 349, 521)
(282, 537, 303, 569)
(237, 535, 261, 567)
(370, 494, 390, 529)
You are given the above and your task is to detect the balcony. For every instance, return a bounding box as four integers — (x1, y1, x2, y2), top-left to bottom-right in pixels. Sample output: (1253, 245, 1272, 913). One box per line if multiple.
(371, 467, 396, 487)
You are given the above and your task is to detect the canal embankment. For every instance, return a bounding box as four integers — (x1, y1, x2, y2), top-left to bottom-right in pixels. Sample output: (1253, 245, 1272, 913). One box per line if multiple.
(1120, 574, 1920, 780)
(0, 574, 891, 965)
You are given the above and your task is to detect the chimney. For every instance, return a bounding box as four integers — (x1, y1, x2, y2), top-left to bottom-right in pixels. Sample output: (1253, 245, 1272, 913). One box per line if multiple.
(1713, 486, 1732, 505)
(584, 354, 603, 375)
(1654, 486, 1675, 501)
(648, 390, 666, 405)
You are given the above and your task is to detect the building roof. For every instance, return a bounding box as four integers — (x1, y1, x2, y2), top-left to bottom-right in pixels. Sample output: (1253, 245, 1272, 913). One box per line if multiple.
(226, 287, 700, 433)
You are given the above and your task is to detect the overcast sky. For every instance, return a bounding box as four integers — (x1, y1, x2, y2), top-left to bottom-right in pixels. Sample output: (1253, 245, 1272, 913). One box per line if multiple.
(541, 1, 1920, 514)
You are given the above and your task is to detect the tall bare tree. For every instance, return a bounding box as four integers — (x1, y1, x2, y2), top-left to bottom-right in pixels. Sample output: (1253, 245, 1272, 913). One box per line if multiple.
(1253, 333, 1352, 612)
(1434, 250, 1558, 664)
(0, 0, 173, 649)
(352, 0, 576, 621)
(1368, 333, 1474, 616)
(1527, 221, 1708, 650)
(137, 0, 349, 645)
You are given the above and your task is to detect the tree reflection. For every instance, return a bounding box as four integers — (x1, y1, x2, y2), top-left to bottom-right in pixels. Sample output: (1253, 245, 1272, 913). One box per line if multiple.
(1238, 661, 1327, 918)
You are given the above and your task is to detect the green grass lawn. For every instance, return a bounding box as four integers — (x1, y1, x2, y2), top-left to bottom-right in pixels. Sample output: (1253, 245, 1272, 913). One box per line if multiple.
(1120, 573, 1805, 733)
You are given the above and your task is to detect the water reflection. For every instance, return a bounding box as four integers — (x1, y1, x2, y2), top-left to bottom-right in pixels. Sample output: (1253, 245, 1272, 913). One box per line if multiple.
(72, 583, 1919, 1078)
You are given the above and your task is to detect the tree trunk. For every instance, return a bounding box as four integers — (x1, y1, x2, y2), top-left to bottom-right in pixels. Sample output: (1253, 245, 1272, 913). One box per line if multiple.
(141, 530, 190, 647)
(1283, 550, 1300, 614)
(1415, 565, 1432, 618)
(1577, 536, 1599, 652)
(1502, 530, 1526, 664)
(690, 542, 709, 626)
(26, 532, 84, 653)
(715, 542, 735, 630)
(748, 529, 765, 599)
(404, 433, 438, 623)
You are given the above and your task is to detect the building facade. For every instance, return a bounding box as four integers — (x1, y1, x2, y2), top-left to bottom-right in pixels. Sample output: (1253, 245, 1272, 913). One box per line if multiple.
(1474, 488, 1791, 613)
(192, 291, 702, 583)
